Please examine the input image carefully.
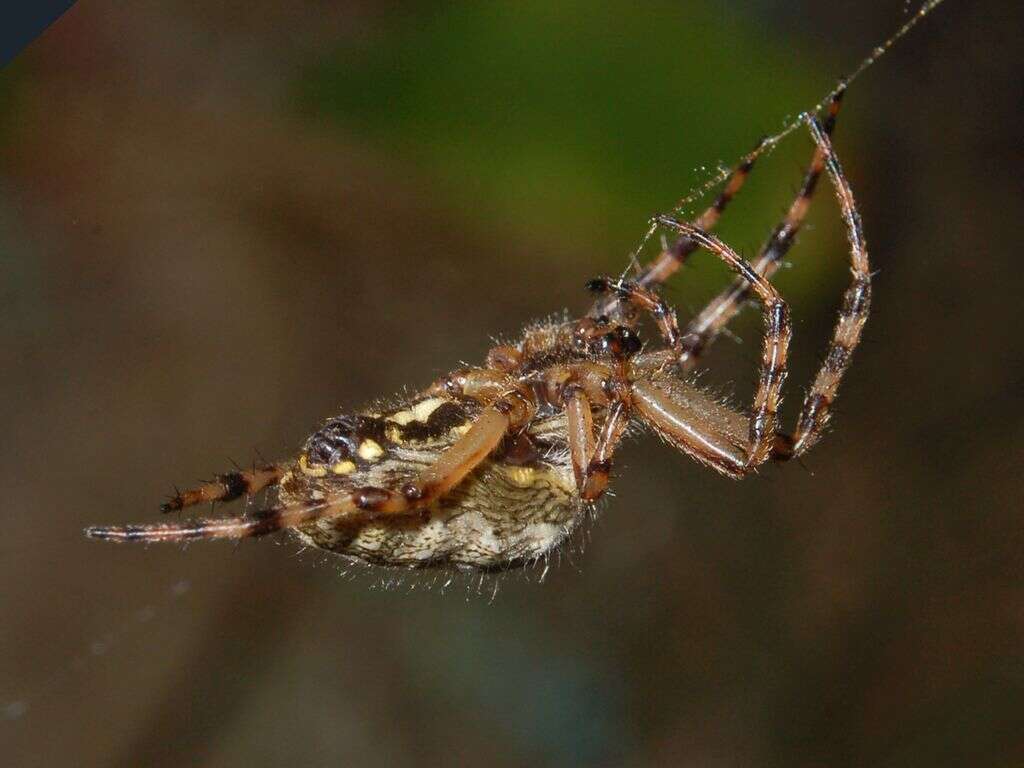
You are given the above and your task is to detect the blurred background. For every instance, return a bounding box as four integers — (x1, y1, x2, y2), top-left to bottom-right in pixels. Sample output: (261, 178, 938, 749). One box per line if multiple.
(2, 1, 1021, 765)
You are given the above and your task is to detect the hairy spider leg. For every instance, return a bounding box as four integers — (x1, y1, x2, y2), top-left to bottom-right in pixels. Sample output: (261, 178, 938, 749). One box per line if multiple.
(652, 218, 791, 471)
(630, 379, 750, 478)
(160, 464, 286, 513)
(637, 106, 869, 473)
(773, 114, 871, 459)
(564, 385, 596, 492)
(676, 88, 846, 373)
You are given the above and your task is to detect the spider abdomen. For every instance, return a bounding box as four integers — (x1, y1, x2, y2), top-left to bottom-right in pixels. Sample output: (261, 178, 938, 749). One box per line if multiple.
(285, 399, 582, 569)
(295, 457, 579, 569)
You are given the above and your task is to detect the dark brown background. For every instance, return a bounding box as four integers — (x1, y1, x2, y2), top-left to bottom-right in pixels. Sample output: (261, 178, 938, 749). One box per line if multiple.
(2, 1, 1022, 766)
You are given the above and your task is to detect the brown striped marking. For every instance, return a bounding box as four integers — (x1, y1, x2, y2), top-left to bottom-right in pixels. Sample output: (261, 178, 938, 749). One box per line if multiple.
(675, 87, 846, 374)
(655, 216, 792, 468)
(589, 138, 764, 320)
(87, 498, 343, 542)
(774, 109, 871, 459)
(160, 464, 284, 513)
(635, 137, 766, 293)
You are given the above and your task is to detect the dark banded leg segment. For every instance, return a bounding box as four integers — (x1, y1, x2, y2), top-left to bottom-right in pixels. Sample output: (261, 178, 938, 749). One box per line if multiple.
(653, 217, 792, 470)
(85, 496, 354, 542)
(161, 464, 285, 513)
(676, 88, 846, 373)
(773, 115, 871, 460)
(590, 138, 764, 320)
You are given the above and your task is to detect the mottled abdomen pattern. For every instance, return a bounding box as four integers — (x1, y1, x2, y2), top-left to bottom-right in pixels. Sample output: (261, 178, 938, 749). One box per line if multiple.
(281, 395, 582, 569)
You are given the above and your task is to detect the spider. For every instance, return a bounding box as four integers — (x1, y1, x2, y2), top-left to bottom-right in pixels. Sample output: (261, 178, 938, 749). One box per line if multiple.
(86, 88, 870, 571)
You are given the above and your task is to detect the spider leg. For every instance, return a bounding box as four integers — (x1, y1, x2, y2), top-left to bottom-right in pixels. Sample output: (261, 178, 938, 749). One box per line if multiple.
(643, 104, 868, 471)
(652, 217, 791, 470)
(85, 496, 353, 542)
(583, 400, 630, 500)
(632, 378, 749, 478)
(590, 137, 764, 320)
(676, 88, 846, 373)
(160, 464, 285, 512)
(564, 385, 596, 492)
(563, 386, 630, 500)
(773, 115, 871, 460)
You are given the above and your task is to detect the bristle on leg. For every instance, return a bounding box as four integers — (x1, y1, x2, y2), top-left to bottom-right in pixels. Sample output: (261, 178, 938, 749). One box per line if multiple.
(160, 464, 285, 513)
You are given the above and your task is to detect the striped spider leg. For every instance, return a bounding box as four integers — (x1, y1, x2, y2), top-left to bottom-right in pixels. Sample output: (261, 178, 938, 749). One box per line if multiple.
(585, 104, 869, 476)
(589, 132, 765, 323)
(674, 88, 848, 373)
(587, 235, 791, 475)
(159, 463, 285, 514)
(660, 108, 871, 463)
(593, 87, 846, 369)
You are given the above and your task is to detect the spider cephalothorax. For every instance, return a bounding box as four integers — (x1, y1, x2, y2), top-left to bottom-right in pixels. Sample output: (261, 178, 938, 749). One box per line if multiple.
(87, 89, 871, 572)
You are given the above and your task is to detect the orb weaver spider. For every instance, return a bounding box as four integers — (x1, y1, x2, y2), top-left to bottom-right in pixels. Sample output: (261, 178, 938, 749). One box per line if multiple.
(87, 88, 870, 571)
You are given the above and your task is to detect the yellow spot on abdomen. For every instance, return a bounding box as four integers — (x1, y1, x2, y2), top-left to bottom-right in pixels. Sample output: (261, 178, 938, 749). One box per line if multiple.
(331, 460, 357, 475)
(358, 439, 385, 461)
(299, 454, 327, 478)
(390, 397, 446, 426)
(503, 466, 537, 488)
(497, 463, 574, 493)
